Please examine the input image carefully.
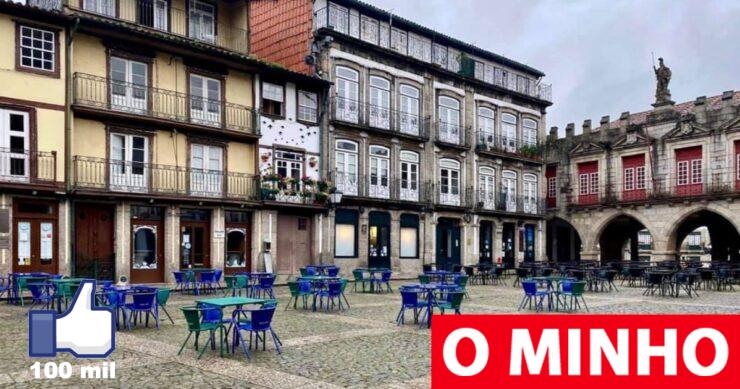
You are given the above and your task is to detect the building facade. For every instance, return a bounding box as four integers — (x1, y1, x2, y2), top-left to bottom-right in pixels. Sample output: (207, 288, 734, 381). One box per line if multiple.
(249, 0, 553, 276)
(545, 91, 740, 264)
(0, 0, 328, 282)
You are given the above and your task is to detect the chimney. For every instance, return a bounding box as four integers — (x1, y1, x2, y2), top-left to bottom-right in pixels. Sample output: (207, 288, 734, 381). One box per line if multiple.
(565, 123, 575, 139)
(600, 115, 610, 128)
(549, 126, 558, 141)
(619, 111, 630, 130)
(693, 96, 707, 123)
(721, 90, 735, 115)
(582, 119, 592, 140)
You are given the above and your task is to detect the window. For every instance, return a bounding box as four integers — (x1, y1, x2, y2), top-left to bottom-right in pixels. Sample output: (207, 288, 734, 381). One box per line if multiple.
(368, 76, 391, 129)
(687, 232, 701, 247)
(335, 66, 359, 123)
(590, 172, 599, 194)
(190, 143, 223, 196)
(523, 173, 537, 213)
(0, 108, 29, 180)
(297, 91, 318, 123)
(18, 25, 56, 73)
(400, 214, 419, 258)
(399, 84, 420, 135)
(438, 96, 461, 144)
(478, 166, 495, 209)
(636, 166, 646, 189)
(638, 231, 653, 249)
(262, 82, 284, 117)
(190, 74, 221, 125)
(109, 133, 148, 191)
(477, 107, 495, 148)
(677, 161, 689, 185)
(579, 173, 589, 195)
(502, 170, 517, 212)
(548, 176, 557, 198)
(690, 159, 702, 184)
(399, 151, 419, 201)
(189, 0, 216, 43)
(83, 0, 115, 16)
(439, 159, 461, 205)
(335, 140, 358, 196)
(368, 145, 390, 198)
(275, 150, 303, 191)
(335, 210, 358, 257)
(523, 118, 538, 146)
(110, 57, 148, 113)
(225, 229, 247, 268)
(501, 113, 517, 152)
(138, 0, 169, 30)
(624, 168, 635, 191)
(132, 226, 157, 269)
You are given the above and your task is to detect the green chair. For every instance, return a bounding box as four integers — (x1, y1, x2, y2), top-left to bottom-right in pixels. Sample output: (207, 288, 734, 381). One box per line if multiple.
(16, 277, 29, 306)
(223, 275, 238, 297)
(235, 275, 250, 297)
(286, 281, 311, 310)
(556, 281, 589, 312)
(435, 291, 465, 314)
(339, 278, 350, 308)
(185, 271, 197, 293)
(352, 270, 366, 292)
(455, 275, 470, 298)
(299, 268, 308, 277)
(418, 275, 430, 284)
(157, 288, 174, 324)
(178, 306, 225, 359)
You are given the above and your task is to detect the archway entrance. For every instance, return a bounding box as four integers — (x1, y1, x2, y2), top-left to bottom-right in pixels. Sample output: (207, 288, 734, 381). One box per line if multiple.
(598, 215, 651, 264)
(546, 217, 582, 263)
(672, 210, 740, 263)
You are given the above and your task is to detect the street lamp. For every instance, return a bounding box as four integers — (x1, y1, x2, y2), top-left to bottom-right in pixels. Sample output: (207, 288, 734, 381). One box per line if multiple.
(329, 190, 343, 207)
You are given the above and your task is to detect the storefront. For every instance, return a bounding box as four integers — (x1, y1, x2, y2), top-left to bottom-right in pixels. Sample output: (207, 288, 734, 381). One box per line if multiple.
(130, 206, 165, 283)
(12, 199, 58, 274)
(180, 209, 211, 269)
(224, 210, 251, 274)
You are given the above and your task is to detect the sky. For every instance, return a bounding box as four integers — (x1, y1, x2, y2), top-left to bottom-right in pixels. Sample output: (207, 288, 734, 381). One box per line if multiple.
(367, 0, 740, 134)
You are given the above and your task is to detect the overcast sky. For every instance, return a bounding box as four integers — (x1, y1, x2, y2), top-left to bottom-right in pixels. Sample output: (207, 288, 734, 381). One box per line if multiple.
(367, 0, 740, 134)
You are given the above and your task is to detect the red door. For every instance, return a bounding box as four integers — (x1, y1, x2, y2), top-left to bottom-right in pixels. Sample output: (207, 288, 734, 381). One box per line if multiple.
(622, 154, 646, 201)
(735, 141, 740, 192)
(577, 161, 598, 205)
(675, 146, 702, 196)
(545, 165, 557, 208)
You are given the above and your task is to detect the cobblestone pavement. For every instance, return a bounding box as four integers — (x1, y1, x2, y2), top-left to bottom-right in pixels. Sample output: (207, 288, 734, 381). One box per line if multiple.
(0, 279, 738, 388)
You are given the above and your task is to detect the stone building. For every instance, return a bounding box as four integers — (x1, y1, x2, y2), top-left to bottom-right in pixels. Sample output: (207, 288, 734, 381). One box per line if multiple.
(545, 90, 740, 264)
(248, 0, 553, 276)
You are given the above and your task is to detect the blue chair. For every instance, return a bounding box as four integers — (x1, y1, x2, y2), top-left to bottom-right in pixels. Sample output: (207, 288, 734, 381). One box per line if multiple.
(27, 283, 53, 310)
(123, 291, 159, 330)
(0, 275, 10, 301)
(213, 269, 223, 289)
(232, 306, 282, 358)
(396, 287, 425, 325)
(518, 281, 549, 312)
(173, 272, 185, 292)
(306, 266, 317, 276)
(326, 267, 340, 277)
(373, 270, 393, 293)
(104, 290, 126, 329)
(252, 275, 276, 299)
(315, 281, 343, 311)
(199, 272, 216, 294)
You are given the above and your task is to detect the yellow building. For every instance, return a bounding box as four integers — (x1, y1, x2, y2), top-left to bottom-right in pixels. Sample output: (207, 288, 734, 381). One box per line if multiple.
(0, 0, 328, 283)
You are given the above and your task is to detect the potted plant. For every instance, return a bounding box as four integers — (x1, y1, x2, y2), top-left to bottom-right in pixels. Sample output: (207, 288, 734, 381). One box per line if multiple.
(301, 175, 316, 187)
(314, 192, 329, 204)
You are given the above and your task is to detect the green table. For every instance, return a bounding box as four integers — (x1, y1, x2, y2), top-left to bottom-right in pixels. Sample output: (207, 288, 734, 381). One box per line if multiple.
(297, 276, 342, 282)
(195, 297, 276, 357)
(49, 278, 91, 312)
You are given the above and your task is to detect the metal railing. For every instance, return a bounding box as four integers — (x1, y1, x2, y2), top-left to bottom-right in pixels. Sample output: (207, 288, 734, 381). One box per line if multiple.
(432, 184, 473, 208)
(0, 148, 57, 184)
(73, 156, 259, 200)
(67, 0, 249, 54)
(434, 122, 470, 148)
(72, 73, 258, 135)
(329, 171, 430, 204)
(476, 131, 543, 160)
(330, 97, 430, 139)
(475, 190, 545, 215)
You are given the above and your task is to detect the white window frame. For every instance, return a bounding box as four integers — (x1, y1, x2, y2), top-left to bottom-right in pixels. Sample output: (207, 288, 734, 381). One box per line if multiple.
(523, 118, 538, 146)
(368, 76, 391, 129)
(368, 145, 390, 198)
(335, 66, 360, 123)
(190, 143, 223, 197)
(189, 74, 222, 126)
(19, 25, 56, 73)
(677, 160, 689, 185)
(478, 166, 495, 209)
(335, 140, 358, 196)
(501, 113, 517, 152)
(439, 158, 461, 206)
(579, 173, 589, 195)
(297, 90, 318, 123)
(636, 166, 646, 190)
(438, 96, 461, 144)
(690, 159, 702, 184)
(478, 107, 495, 149)
(399, 150, 419, 201)
(523, 173, 537, 214)
(109, 133, 149, 192)
(110, 56, 148, 114)
(547, 176, 557, 199)
(502, 170, 517, 212)
(590, 172, 599, 194)
(624, 167, 635, 191)
(262, 82, 285, 117)
(0, 109, 30, 181)
(398, 84, 420, 135)
(189, 0, 216, 43)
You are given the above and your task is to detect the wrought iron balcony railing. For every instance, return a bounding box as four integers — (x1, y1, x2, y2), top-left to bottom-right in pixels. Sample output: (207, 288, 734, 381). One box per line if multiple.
(476, 131, 543, 160)
(475, 189, 545, 215)
(72, 73, 258, 135)
(432, 184, 473, 208)
(434, 122, 470, 148)
(67, 0, 249, 54)
(330, 171, 430, 204)
(330, 97, 430, 140)
(0, 148, 57, 185)
(73, 156, 259, 201)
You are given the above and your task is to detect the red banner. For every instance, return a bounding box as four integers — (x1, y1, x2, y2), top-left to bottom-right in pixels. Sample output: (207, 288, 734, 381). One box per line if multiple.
(431, 315, 739, 388)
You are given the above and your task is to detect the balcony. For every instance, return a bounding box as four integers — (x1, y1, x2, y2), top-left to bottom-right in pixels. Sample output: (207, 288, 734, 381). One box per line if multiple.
(432, 184, 473, 208)
(67, 0, 249, 54)
(330, 97, 430, 140)
(0, 148, 57, 187)
(72, 156, 259, 201)
(72, 73, 258, 137)
(21, 0, 62, 10)
(434, 122, 470, 149)
(476, 131, 543, 162)
(475, 190, 545, 216)
(330, 172, 430, 205)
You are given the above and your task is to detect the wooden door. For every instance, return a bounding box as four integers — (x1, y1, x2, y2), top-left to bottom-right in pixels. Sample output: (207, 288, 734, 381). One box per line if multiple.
(368, 211, 391, 268)
(479, 221, 493, 264)
(12, 200, 58, 274)
(435, 218, 460, 271)
(74, 203, 115, 280)
(130, 218, 165, 283)
(276, 214, 312, 275)
(180, 221, 211, 269)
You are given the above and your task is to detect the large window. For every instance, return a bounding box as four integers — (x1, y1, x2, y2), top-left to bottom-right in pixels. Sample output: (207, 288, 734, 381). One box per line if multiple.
(502, 170, 517, 212)
(478, 166, 495, 209)
(335, 210, 358, 257)
(335, 66, 359, 123)
(398, 84, 420, 135)
(189, 74, 222, 126)
(0, 108, 29, 181)
(110, 57, 148, 113)
(109, 133, 148, 192)
(189, 0, 216, 43)
(368, 76, 391, 129)
(262, 82, 284, 117)
(18, 25, 56, 74)
(523, 118, 538, 146)
(439, 158, 461, 206)
(83, 0, 115, 16)
(501, 113, 517, 152)
(132, 226, 157, 269)
(400, 214, 419, 258)
(399, 151, 419, 201)
(190, 143, 223, 196)
(275, 149, 303, 191)
(438, 96, 461, 144)
(298, 91, 318, 123)
(523, 173, 538, 214)
(477, 107, 495, 149)
(368, 145, 390, 198)
(335, 140, 358, 196)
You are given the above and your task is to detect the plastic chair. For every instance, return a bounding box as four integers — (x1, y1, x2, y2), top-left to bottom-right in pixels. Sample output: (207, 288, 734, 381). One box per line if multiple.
(173, 272, 185, 292)
(185, 271, 197, 294)
(556, 281, 588, 312)
(199, 272, 216, 294)
(103, 290, 126, 329)
(339, 278, 350, 308)
(0, 275, 10, 301)
(418, 274, 430, 284)
(178, 306, 225, 359)
(316, 281, 343, 311)
(435, 290, 465, 314)
(157, 288, 174, 324)
(374, 270, 393, 293)
(123, 291, 159, 330)
(306, 266, 317, 276)
(252, 275, 276, 299)
(396, 287, 425, 325)
(299, 268, 308, 277)
(286, 281, 312, 310)
(352, 269, 367, 292)
(518, 280, 549, 312)
(223, 276, 238, 297)
(28, 283, 53, 310)
(213, 269, 223, 289)
(327, 267, 340, 277)
(232, 306, 282, 358)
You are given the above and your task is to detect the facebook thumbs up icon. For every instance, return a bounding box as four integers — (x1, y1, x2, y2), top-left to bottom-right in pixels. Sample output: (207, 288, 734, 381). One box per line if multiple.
(29, 281, 116, 358)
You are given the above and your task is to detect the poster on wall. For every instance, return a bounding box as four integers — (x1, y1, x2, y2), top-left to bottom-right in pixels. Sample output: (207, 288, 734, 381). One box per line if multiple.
(17, 222, 31, 266)
(40, 223, 53, 264)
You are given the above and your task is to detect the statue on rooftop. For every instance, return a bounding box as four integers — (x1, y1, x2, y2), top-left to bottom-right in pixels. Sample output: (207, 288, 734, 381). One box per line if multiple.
(653, 57, 673, 106)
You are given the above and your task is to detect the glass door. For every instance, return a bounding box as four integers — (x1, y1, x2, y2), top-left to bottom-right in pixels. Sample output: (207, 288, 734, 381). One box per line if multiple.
(368, 212, 391, 269)
(368, 76, 390, 129)
(181, 222, 210, 268)
(139, 0, 169, 31)
(502, 171, 517, 212)
(335, 141, 358, 196)
(335, 67, 359, 123)
(0, 109, 29, 182)
(399, 152, 419, 201)
(478, 168, 495, 210)
(523, 174, 537, 214)
(190, 144, 223, 197)
(190, 74, 221, 126)
(368, 146, 389, 198)
(399, 85, 420, 135)
(438, 96, 460, 144)
(110, 57, 148, 114)
(109, 133, 148, 192)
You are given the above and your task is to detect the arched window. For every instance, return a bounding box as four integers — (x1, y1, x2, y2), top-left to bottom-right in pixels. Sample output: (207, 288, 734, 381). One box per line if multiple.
(523, 118, 538, 146)
(132, 226, 157, 269)
(335, 139, 358, 195)
(369, 76, 391, 129)
(225, 228, 247, 268)
(501, 113, 518, 152)
(400, 151, 420, 201)
(523, 173, 538, 214)
(368, 145, 390, 198)
(478, 166, 496, 209)
(438, 96, 461, 145)
(335, 66, 359, 122)
(439, 158, 461, 206)
(502, 170, 517, 212)
(399, 84, 420, 135)
(477, 107, 496, 149)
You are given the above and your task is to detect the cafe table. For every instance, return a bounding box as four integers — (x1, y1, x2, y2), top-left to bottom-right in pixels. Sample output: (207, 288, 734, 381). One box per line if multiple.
(48, 278, 90, 312)
(194, 296, 276, 357)
(355, 268, 389, 292)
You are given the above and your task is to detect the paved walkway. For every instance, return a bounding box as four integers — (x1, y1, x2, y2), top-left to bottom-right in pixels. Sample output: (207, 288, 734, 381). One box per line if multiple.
(0, 280, 737, 388)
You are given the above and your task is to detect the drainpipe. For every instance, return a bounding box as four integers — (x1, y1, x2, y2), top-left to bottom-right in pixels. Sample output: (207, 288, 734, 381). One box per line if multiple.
(65, 18, 79, 277)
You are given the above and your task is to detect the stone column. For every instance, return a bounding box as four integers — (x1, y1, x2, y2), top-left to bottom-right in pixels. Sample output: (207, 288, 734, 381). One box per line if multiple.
(211, 207, 225, 271)
(390, 210, 401, 271)
(165, 205, 179, 284)
(116, 202, 131, 282)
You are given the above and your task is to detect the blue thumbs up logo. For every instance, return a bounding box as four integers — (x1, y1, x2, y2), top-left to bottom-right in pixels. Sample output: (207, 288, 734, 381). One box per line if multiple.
(29, 280, 116, 358)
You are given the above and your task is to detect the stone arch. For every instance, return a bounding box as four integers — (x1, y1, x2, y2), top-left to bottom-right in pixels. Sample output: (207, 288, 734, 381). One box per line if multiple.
(664, 206, 740, 262)
(546, 217, 582, 263)
(590, 211, 656, 264)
